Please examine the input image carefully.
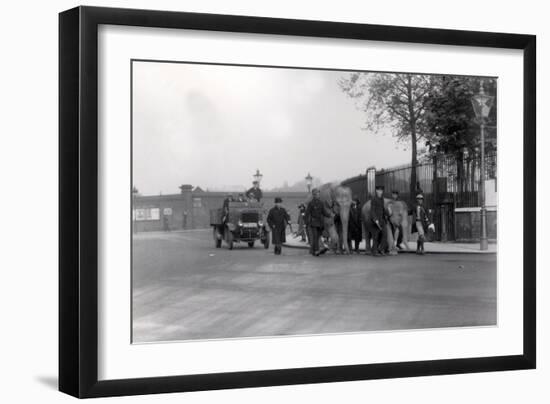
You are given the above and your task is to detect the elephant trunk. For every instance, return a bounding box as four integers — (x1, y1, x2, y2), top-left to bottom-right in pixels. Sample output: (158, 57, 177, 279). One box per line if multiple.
(340, 204, 350, 254)
(401, 211, 411, 250)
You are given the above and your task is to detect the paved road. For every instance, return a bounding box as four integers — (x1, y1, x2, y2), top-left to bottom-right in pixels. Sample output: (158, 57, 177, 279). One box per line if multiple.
(132, 229, 497, 343)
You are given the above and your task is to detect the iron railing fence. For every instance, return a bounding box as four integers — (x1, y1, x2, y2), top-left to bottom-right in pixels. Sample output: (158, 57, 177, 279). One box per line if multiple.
(341, 151, 497, 241)
(370, 152, 497, 208)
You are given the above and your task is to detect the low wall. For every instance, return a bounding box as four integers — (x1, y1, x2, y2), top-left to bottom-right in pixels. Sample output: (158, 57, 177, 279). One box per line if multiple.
(133, 191, 309, 232)
(454, 207, 497, 242)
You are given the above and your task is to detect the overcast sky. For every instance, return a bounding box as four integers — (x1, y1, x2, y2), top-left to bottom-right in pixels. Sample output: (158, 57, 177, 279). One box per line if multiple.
(132, 61, 410, 195)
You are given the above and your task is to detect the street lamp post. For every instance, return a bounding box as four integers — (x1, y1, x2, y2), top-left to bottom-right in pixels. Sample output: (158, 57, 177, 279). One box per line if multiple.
(471, 81, 494, 251)
(253, 169, 263, 185)
(305, 172, 313, 193)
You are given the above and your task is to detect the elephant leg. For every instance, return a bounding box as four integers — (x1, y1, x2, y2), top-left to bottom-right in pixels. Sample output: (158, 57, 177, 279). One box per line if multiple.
(386, 223, 398, 255)
(401, 216, 411, 250)
(340, 206, 350, 254)
(394, 226, 401, 251)
(336, 220, 345, 253)
(363, 223, 372, 255)
(327, 224, 340, 253)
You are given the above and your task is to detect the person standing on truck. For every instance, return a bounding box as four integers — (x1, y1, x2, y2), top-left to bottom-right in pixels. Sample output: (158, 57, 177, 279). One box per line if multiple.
(246, 180, 263, 202)
(267, 197, 291, 255)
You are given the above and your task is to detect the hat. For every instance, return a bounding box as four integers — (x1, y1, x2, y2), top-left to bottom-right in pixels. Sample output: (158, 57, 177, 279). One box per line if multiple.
(416, 193, 424, 199)
(252, 180, 259, 184)
(311, 188, 320, 194)
(274, 197, 283, 203)
(375, 185, 384, 191)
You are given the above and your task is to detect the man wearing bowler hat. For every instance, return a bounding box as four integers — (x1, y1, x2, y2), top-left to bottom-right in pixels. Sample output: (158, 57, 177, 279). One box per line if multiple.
(370, 185, 388, 256)
(267, 197, 291, 255)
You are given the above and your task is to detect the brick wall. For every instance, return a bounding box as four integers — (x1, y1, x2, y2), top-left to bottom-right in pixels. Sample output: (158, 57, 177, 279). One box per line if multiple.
(133, 190, 309, 232)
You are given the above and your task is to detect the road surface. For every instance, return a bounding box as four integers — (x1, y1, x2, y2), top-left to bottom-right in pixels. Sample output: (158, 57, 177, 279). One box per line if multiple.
(132, 229, 496, 343)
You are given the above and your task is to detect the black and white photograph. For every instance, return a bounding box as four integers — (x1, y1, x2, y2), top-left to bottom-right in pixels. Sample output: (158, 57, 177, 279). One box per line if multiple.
(131, 60, 498, 343)
(1, 0, 546, 400)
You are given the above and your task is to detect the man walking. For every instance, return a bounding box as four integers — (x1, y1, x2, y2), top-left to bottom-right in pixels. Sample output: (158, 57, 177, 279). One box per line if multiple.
(305, 188, 331, 256)
(370, 185, 388, 256)
(267, 197, 291, 255)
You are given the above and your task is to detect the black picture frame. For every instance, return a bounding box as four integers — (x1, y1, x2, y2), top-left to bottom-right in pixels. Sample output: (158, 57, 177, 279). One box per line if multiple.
(59, 5, 536, 398)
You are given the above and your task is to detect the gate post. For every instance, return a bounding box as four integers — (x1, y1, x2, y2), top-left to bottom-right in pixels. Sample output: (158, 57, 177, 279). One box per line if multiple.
(366, 166, 376, 200)
(441, 205, 448, 242)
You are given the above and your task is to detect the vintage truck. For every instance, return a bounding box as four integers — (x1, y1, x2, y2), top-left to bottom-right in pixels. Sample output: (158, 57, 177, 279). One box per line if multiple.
(210, 201, 269, 250)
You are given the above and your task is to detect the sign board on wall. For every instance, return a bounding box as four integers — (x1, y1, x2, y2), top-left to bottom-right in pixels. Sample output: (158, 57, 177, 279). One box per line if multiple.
(133, 208, 160, 221)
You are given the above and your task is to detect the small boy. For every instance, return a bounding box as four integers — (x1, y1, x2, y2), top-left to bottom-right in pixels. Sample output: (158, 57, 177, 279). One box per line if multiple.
(412, 193, 434, 254)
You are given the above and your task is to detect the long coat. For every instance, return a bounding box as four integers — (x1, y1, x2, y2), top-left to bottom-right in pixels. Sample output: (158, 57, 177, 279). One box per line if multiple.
(267, 206, 290, 245)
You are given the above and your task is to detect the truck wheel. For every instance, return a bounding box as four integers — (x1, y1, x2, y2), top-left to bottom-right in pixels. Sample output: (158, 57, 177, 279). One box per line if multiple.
(248, 241, 254, 248)
(226, 231, 234, 250)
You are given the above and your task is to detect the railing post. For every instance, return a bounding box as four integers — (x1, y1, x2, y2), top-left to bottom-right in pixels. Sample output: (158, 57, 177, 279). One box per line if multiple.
(479, 124, 488, 250)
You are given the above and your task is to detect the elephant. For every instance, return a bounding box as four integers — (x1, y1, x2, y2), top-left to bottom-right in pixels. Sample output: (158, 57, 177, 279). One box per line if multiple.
(305, 183, 353, 254)
(362, 198, 410, 255)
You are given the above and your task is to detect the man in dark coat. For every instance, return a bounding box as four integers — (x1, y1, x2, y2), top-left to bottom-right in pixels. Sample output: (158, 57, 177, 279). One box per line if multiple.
(305, 188, 331, 256)
(370, 185, 387, 256)
(347, 198, 362, 253)
(267, 197, 291, 255)
(246, 181, 263, 202)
